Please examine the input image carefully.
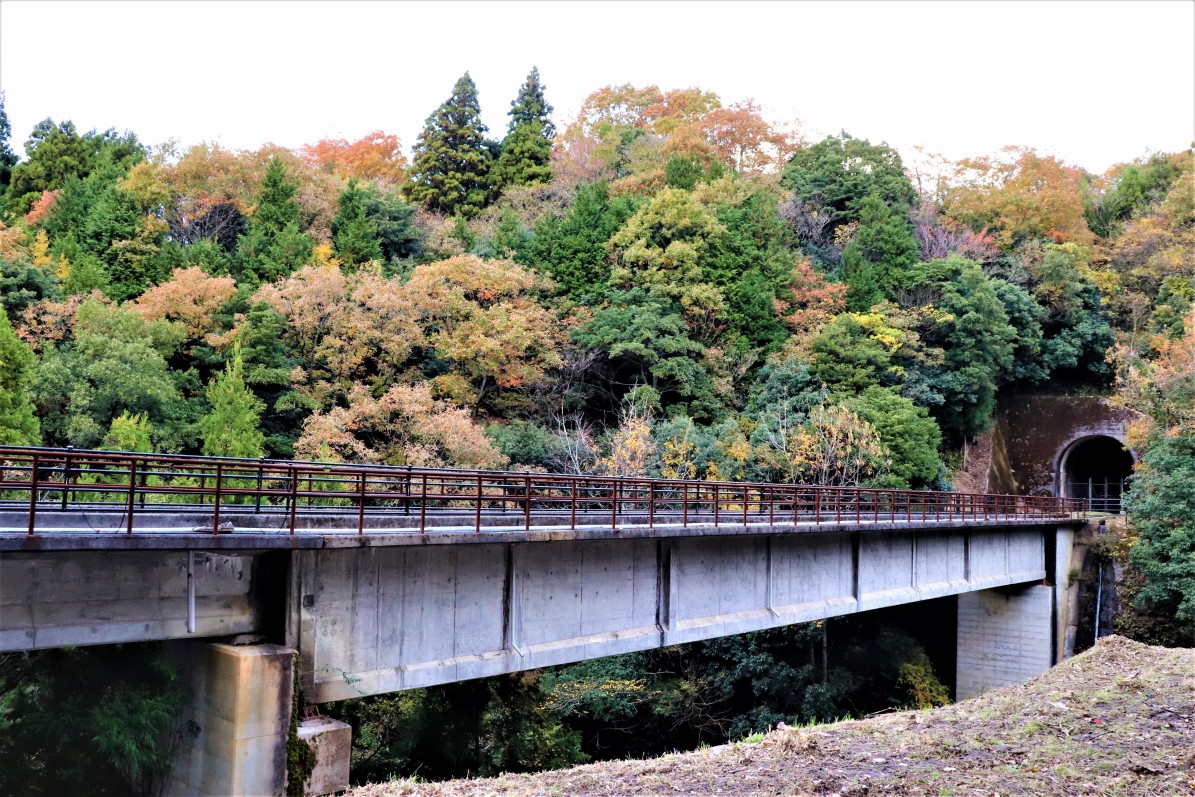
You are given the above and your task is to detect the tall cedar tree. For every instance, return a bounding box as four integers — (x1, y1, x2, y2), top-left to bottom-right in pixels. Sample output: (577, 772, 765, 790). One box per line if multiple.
(235, 156, 313, 284)
(493, 67, 555, 188)
(405, 73, 494, 218)
(0, 307, 40, 445)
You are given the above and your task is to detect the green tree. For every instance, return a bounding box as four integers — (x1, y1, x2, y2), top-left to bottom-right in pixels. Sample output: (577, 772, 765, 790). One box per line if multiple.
(493, 67, 555, 188)
(1028, 243, 1114, 383)
(709, 189, 797, 351)
(235, 156, 313, 284)
(840, 193, 918, 310)
(0, 307, 40, 445)
(332, 178, 383, 267)
(237, 302, 316, 458)
(846, 386, 942, 488)
(363, 186, 423, 272)
(5, 119, 143, 217)
(809, 312, 905, 394)
(29, 300, 186, 449)
(199, 344, 266, 458)
(574, 287, 719, 420)
(781, 132, 917, 232)
(404, 72, 494, 217)
(522, 181, 640, 299)
(0, 643, 187, 797)
(100, 412, 155, 452)
(1121, 433, 1195, 646)
(0, 254, 60, 317)
(0, 90, 16, 195)
(904, 256, 1017, 440)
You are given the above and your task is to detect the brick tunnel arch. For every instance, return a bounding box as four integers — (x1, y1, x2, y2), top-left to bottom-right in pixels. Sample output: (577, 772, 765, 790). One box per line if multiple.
(1057, 435, 1135, 513)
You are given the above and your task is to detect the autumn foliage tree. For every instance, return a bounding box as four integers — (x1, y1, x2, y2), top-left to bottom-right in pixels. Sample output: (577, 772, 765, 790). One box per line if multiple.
(294, 382, 506, 468)
(299, 131, 409, 186)
(944, 146, 1094, 249)
(407, 255, 562, 411)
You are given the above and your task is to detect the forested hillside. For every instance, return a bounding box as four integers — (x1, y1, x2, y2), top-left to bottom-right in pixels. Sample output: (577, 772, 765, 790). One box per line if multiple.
(0, 71, 1191, 790)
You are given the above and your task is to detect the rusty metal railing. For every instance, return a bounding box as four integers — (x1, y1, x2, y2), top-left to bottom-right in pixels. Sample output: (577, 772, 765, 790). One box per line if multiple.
(0, 446, 1087, 536)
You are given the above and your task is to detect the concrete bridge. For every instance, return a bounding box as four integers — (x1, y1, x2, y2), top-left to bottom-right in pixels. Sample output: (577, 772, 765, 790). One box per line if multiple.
(0, 446, 1089, 796)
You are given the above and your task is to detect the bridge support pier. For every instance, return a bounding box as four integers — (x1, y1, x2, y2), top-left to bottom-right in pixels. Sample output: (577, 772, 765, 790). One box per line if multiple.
(956, 583, 1054, 699)
(166, 642, 296, 797)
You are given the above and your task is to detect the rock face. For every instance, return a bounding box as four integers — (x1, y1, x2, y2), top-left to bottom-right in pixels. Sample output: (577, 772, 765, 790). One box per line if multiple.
(987, 394, 1138, 498)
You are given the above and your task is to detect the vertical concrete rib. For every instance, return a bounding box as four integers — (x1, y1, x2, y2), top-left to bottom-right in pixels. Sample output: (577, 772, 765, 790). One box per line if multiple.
(765, 536, 777, 617)
(655, 539, 671, 644)
(502, 544, 519, 655)
(850, 531, 861, 606)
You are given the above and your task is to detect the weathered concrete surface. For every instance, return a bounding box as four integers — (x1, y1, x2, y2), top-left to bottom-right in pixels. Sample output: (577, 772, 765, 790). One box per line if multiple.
(0, 550, 260, 651)
(298, 718, 352, 796)
(989, 394, 1138, 496)
(166, 642, 295, 797)
(294, 526, 1053, 703)
(956, 584, 1054, 699)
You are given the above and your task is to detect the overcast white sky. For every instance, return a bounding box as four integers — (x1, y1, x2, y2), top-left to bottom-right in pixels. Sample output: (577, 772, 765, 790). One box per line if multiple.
(1, 1, 1192, 174)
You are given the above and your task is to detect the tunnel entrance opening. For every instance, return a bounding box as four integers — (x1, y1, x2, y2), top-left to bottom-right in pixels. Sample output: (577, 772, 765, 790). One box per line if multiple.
(1061, 436, 1134, 513)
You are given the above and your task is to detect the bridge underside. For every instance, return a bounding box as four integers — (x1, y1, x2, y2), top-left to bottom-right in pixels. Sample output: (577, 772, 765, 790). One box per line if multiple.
(292, 525, 1050, 703)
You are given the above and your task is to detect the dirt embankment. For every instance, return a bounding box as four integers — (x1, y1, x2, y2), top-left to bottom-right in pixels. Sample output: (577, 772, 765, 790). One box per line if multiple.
(350, 636, 1194, 797)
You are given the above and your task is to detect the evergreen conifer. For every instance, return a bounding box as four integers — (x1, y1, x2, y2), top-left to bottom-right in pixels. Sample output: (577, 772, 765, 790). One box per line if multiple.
(199, 343, 266, 458)
(404, 73, 494, 217)
(236, 156, 312, 284)
(493, 67, 555, 188)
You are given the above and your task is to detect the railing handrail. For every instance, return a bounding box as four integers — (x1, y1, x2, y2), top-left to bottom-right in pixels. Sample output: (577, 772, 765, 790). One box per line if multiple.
(0, 445, 1087, 537)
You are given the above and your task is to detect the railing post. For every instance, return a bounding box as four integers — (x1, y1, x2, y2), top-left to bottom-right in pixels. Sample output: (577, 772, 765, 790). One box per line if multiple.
(288, 468, 298, 535)
(713, 483, 720, 527)
(611, 479, 617, 531)
(126, 458, 138, 535)
(742, 486, 748, 527)
(27, 453, 39, 536)
(255, 458, 265, 513)
(648, 482, 655, 529)
(212, 464, 223, 535)
(476, 474, 484, 533)
(358, 470, 367, 535)
(524, 475, 532, 531)
(420, 473, 428, 532)
(570, 477, 577, 530)
(61, 447, 74, 511)
(682, 482, 689, 528)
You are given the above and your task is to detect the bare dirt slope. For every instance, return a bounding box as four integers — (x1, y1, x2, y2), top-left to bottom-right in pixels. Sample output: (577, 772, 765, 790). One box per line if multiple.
(349, 636, 1194, 797)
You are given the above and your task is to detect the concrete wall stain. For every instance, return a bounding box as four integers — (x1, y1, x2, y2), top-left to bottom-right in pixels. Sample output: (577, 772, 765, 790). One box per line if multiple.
(988, 395, 1139, 496)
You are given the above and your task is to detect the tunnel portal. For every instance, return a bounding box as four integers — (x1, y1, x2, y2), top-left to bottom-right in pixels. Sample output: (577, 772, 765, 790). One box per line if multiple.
(1061, 435, 1134, 513)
